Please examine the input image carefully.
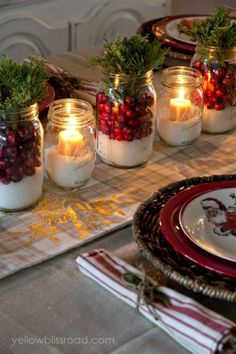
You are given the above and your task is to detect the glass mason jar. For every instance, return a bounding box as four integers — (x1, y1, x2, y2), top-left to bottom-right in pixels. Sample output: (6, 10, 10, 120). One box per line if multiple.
(191, 45, 236, 133)
(45, 98, 96, 189)
(157, 66, 203, 146)
(0, 103, 43, 211)
(96, 71, 156, 168)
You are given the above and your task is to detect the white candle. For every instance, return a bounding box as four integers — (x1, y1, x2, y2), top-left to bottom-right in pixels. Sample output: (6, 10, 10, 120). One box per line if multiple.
(58, 130, 83, 157)
(169, 97, 192, 121)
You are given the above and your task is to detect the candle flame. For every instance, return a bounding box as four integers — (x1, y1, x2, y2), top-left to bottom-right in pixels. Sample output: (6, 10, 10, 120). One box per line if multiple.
(178, 88, 185, 100)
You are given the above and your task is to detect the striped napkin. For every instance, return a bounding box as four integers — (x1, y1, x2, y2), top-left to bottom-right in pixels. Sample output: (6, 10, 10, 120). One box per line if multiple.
(76, 249, 236, 354)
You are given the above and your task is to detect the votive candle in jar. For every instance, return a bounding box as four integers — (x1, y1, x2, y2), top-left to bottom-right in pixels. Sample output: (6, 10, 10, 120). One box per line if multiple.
(157, 66, 203, 146)
(191, 45, 236, 133)
(44, 99, 96, 189)
(97, 71, 156, 167)
(0, 103, 43, 211)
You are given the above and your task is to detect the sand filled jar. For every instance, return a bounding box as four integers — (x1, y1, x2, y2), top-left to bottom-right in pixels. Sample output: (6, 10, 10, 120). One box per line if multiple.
(191, 45, 236, 133)
(0, 103, 43, 211)
(96, 71, 156, 167)
(157, 66, 203, 146)
(44, 99, 96, 189)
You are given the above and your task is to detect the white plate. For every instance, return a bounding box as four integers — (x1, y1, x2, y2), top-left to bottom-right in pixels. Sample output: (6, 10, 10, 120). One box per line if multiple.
(180, 187, 236, 262)
(165, 16, 207, 45)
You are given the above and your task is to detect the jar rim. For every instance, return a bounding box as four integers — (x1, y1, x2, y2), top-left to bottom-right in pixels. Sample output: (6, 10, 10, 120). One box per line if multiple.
(0, 103, 39, 123)
(106, 70, 153, 78)
(48, 98, 94, 128)
(196, 43, 236, 51)
(162, 66, 202, 89)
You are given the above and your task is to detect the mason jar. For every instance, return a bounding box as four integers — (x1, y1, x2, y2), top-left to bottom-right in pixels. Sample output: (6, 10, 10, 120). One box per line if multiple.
(191, 45, 236, 133)
(157, 66, 203, 146)
(0, 103, 43, 211)
(96, 71, 156, 168)
(45, 98, 96, 189)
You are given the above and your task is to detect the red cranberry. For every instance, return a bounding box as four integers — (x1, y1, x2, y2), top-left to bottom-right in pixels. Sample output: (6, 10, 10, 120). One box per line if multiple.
(215, 103, 225, 110)
(135, 106, 145, 116)
(116, 133, 123, 141)
(0, 176, 10, 185)
(120, 104, 129, 113)
(215, 68, 225, 79)
(6, 130, 16, 145)
(97, 93, 107, 104)
(109, 133, 115, 140)
(125, 96, 135, 105)
(103, 102, 112, 113)
(192, 60, 202, 70)
(126, 110, 135, 119)
(98, 103, 105, 112)
(216, 89, 224, 98)
(122, 126, 132, 135)
(17, 127, 27, 140)
(128, 119, 138, 127)
(5, 146, 17, 158)
(123, 133, 134, 142)
(0, 159, 8, 169)
(118, 113, 127, 123)
(145, 94, 154, 107)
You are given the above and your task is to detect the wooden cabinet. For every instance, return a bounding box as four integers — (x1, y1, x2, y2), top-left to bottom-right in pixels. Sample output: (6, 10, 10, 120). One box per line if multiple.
(0, 0, 169, 62)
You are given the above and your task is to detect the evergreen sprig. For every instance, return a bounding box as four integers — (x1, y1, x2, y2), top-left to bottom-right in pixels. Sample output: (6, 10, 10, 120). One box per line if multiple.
(88, 35, 168, 75)
(178, 7, 236, 48)
(0, 55, 48, 111)
(194, 7, 236, 47)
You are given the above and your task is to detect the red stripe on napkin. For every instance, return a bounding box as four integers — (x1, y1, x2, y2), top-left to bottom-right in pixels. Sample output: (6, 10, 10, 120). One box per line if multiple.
(76, 249, 236, 354)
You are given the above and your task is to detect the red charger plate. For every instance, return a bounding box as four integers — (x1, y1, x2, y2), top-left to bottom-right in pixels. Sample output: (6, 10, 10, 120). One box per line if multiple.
(159, 180, 236, 278)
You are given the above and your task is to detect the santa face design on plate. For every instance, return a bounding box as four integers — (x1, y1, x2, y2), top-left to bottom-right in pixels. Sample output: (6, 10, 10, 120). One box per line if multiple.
(201, 197, 236, 236)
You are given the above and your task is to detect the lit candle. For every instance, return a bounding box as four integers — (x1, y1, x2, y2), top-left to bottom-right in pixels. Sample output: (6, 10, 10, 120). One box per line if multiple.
(169, 89, 192, 121)
(58, 130, 83, 157)
(170, 98, 192, 121)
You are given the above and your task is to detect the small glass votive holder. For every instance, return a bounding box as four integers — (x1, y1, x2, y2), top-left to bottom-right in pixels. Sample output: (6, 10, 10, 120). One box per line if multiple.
(44, 98, 96, 189)
(157, 66, 204, 146)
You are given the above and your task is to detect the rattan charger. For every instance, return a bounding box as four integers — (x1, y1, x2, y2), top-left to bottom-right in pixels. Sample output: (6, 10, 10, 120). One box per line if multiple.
(132, 174, 236, 303)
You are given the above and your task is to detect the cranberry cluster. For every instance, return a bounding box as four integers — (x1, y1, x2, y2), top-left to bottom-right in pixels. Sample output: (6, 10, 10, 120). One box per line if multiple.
(192, 60, 235, 110)
(0, 121, 41, 185)
(97, 92, 154, 142)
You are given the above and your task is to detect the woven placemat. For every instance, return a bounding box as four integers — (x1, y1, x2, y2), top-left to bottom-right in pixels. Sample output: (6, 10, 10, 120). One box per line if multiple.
(132, 174, 236, 303)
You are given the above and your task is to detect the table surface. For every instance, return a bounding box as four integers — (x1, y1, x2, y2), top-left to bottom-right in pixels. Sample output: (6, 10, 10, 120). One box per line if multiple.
(1, 47, 236, 354)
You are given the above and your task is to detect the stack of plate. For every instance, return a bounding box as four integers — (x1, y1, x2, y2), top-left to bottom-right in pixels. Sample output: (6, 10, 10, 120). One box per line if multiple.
(137, 14, 208, 65)
(160, 180, 236, 278)
(133, 175, 236, 303)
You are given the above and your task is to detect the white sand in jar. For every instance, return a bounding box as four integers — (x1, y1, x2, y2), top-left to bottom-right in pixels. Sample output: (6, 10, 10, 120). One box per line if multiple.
(45, 146, 95, 188)
(0, 168, 43, 211)
(158, 115, 201, 146)
(97, 132, 154, 167)
(202, 105, 236, 133)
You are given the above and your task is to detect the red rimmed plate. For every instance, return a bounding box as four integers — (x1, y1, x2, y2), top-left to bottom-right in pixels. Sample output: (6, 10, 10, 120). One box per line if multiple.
(159, 180, 236, 278)
(38, 83, 55, 112)
(180, 186, 236, 262)
(152, 14, 207, 54)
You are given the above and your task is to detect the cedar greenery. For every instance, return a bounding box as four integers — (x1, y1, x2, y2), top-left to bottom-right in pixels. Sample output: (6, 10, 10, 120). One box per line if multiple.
(88, 35, 168, 75)
(0, 55, 48, 111)
(178, 7, 236, 48)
